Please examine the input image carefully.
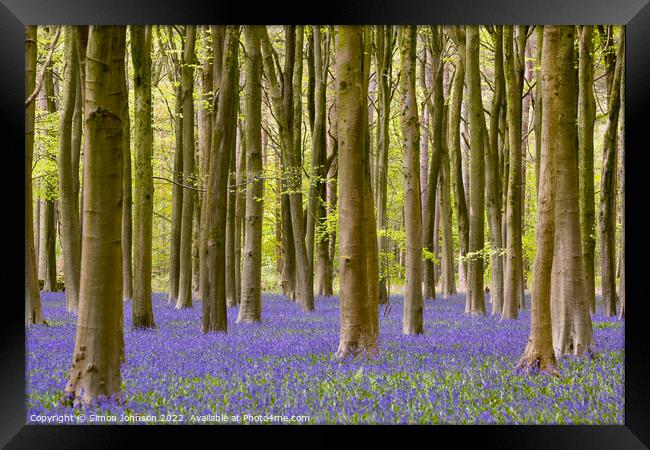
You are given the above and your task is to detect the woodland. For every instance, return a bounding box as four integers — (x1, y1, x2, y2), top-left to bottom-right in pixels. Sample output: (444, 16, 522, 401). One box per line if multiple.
(25, 25, 624, 424)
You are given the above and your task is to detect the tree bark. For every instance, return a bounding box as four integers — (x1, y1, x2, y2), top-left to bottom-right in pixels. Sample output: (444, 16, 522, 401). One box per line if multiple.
(25, 25, 44, 325)
(518, 26, 560, 376)
(64, 25, 126, 404)
(203, 26, 240, 332)
(237, 26, 264, 323)
(550, 26, 594, 356)
(176, 26, 197, 309)
(599, 29, 624, 317)
(130, 25, 156, 329)
(577, 25, 597, 315)
(399, 26, 424, 334)
(57, 26, 82, 311)
(465, 26, 486, 315)
(336, 25, 378, 357)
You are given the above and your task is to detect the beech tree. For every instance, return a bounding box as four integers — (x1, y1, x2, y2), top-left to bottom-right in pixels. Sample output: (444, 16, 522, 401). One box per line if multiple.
(336, 25, 378, 356)
(399, 25, 424, 334)
(57, 26, 82, 312)
(64, 25, 127, 404)
(25, 25, 44, 325)
(237, 25, 264, 323)
(518, 25, 562, 375)
(131, 25, 156, 328)
(465, 25, 486, 315)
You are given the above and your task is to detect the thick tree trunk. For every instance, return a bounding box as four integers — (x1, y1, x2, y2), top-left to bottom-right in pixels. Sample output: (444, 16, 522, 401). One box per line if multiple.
(577, 25, 597, 315)
(550, 26, 594, 356)
(465, 26, 486, 315)
(203, 26, 240, 333)
(399, 26, 424, 334)
(237, 26, 264, 323)
(25, 26, 44, 325)
(518, 26, 559, 375)
(57, 26, 82, 312)
(176, 26, 197, 309)
(64, 25, 126, 404)
(130, 25, 156, 329)
(336, 25, 378, 357)
(599, 29, 624, 318)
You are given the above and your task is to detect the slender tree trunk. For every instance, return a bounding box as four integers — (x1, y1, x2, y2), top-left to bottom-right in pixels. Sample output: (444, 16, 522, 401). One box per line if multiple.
(465, 25, 486, 315)
(225, 119, 239, 307)
(447, 26, 470, 294)
(502, 26, 524, 319)
(121, 43, 133, 302)
(336, 25, 378, 357)
(64, 25, 126, 404)
(176, 26, 197, 309)
(534, 27, 543, 197)
(203, 26, 240, 333)
(518, 26, 560, 375)
(440, 99, 456, 297)
(261, 27, 314, 311)
(599, 29, 624, 317)
(168, 80, 183, 303)
(577, 25, 597, 315)
(25, 26, 44, 325)
(423, 27, 444, 301)
(130, 25, 156, 329)
(238, 26, 263, 323)
(375, 25, 393, 305)
(399, 26, 424, 334)
(199, 25, 222, 303)
(40, 60, 58, 293)
(486, 26, 504, 315)
(234, 122, 246, 304)
(57, 26, 82, 312)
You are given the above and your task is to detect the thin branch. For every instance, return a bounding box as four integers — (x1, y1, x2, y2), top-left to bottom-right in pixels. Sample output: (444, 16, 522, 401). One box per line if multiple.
(25, 26, 62, 108)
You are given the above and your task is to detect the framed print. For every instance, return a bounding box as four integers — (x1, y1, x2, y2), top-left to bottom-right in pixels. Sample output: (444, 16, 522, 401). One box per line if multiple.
(2, 0, 649, 447)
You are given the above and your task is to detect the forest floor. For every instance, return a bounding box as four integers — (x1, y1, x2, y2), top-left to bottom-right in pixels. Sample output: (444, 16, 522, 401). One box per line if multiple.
(26, 291, 624, 425)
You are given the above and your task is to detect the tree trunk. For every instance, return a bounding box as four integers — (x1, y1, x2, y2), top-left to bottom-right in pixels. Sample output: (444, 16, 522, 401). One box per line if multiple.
(439, 99, 456, 297)
(176, 26, 197, 309)
(518, 26, 559, 376)
(549, 26, 594, 356)
(618, 53, 625, 320)
(599, 29, 624, 317)
(234, 122, 246, 304)
(577, 25, 597, 315)
(375, 25, 393, 305)
(40, 60, 58, 293)
(261, 27, 314, 311)
(502, 25, 524, 320)
(121, 43, 133, 302)
(399, 26, 424, 334)
(203, 26, 240, 332)
(130, 25, 156, 329)
(447, 26, 470, 295)
(335, 25, 378, 357)
(57, 26, 82, 312)
(465, 25, 486, 315)
(25, 25, 44, 325)
(423, 27, 444, 301)
(64, 25, 126, 404)
(168, 77, 183, 303)
(486, 26, 504, 315)
(238, 26, 264, 323)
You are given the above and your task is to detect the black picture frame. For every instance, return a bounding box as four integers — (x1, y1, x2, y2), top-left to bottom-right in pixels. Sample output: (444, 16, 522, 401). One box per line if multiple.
(2, 0, 649, 448)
